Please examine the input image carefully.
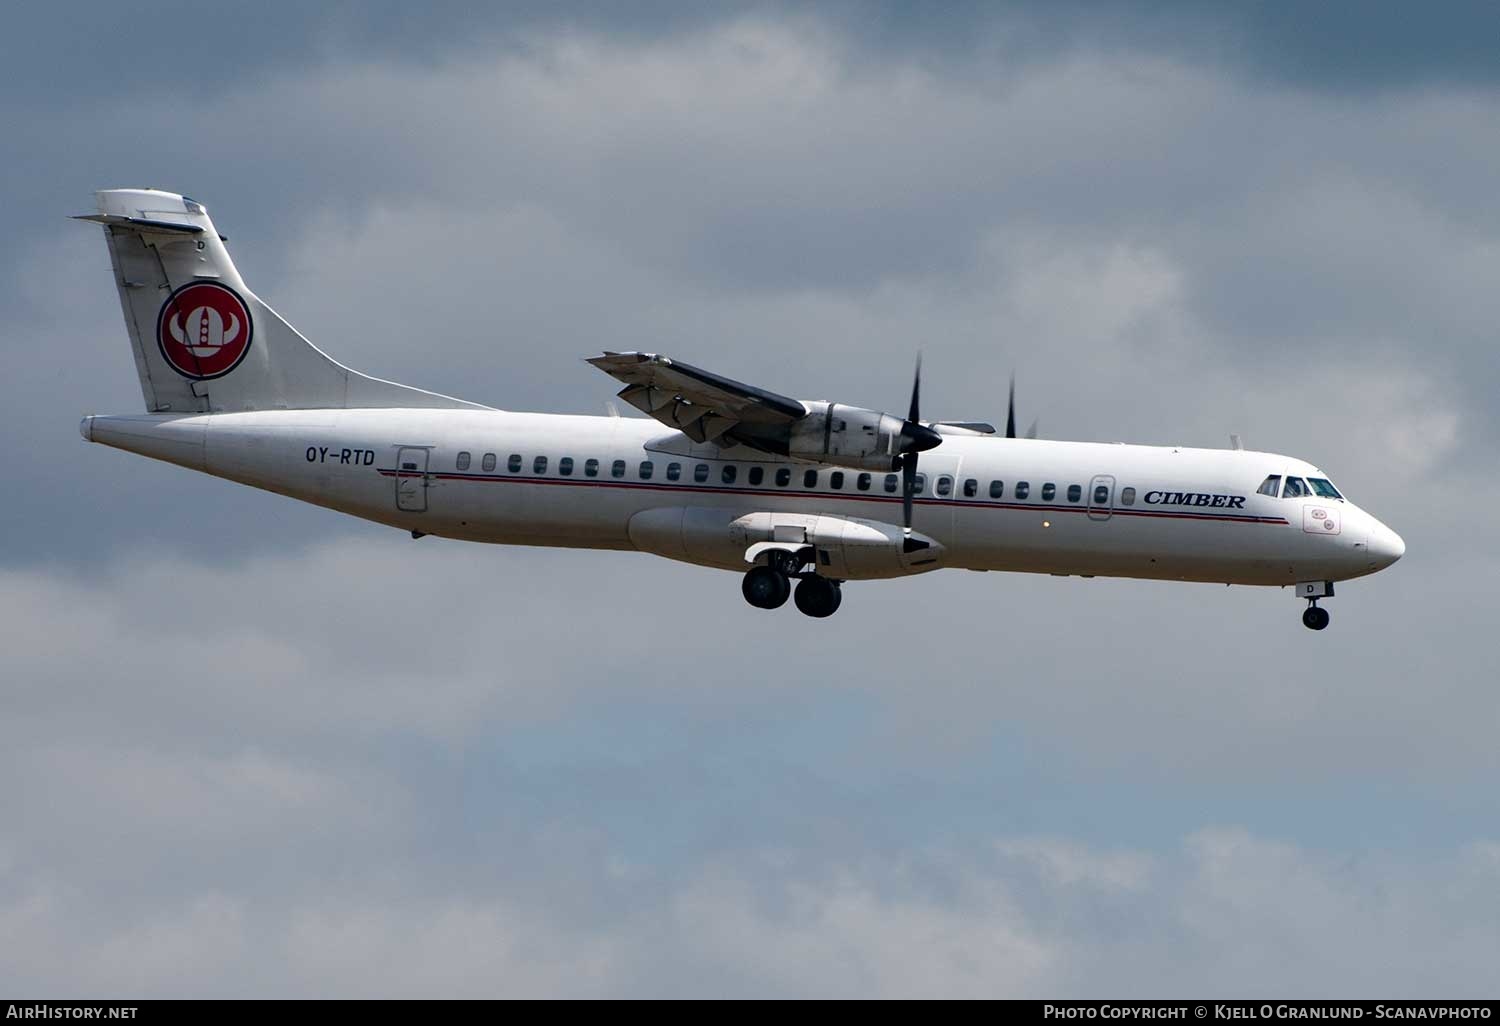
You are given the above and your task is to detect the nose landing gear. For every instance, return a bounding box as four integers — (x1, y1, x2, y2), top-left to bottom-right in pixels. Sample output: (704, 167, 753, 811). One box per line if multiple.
(1302, 602, 1330, 631)
(1295, 580, 1334, 631)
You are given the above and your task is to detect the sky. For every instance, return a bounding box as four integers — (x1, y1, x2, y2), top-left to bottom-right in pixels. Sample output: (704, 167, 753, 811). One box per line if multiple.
(2, 1, 1498, 998)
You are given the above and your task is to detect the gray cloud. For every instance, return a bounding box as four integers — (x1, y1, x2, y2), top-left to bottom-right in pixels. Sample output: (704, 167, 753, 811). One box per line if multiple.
(5, 5, 1498, 997)
(13, 22, 1495, 571)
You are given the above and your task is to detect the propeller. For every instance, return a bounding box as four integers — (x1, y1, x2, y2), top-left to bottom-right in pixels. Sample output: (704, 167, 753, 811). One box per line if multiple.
(896, 355, 942, 547)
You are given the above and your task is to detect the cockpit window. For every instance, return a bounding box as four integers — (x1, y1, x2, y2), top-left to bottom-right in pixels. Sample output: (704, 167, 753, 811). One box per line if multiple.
(1282, 476, 1309, 499)
(1257, 474, 1281, 497)
(1308, 477, 1342, 499)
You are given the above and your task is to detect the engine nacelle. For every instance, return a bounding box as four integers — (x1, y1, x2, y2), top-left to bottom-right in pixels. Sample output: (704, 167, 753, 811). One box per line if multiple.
(628, 507, 945, 580)
(785, 402, 908, 472)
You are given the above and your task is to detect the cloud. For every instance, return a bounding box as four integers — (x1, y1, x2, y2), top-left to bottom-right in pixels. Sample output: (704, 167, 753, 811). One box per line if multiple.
(5, 813, 1498, 996)
(4, 6, 1499, 998)
(18, 19, 1491, 511)
(2, 536, 1496, 855)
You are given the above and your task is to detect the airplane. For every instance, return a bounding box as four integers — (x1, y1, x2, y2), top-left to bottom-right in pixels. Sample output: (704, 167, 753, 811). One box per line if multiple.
(75, 188, 1404, 630)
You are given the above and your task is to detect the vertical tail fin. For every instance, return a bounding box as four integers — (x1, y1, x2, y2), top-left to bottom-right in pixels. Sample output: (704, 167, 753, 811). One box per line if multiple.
(77, 189, 488, 413)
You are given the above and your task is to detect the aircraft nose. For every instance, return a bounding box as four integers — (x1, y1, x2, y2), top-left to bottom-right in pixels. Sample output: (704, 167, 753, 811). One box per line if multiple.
(1367, 519, 1406, 569)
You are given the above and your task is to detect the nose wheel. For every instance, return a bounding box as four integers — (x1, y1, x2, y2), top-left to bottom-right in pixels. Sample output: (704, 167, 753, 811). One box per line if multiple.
(1302, 602, 1330, 631)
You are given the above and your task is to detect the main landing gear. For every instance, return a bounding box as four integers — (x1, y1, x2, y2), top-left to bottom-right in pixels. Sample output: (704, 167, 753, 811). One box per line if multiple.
(742, 552, 843, 618)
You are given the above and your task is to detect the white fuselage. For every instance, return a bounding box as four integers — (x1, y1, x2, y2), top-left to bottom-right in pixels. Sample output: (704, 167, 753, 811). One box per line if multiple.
(82, 408, 1405, 588)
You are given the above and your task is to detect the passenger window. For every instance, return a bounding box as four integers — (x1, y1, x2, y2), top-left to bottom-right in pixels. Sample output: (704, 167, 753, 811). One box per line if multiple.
(1015, 481, 1030, 499)
(638, 461, 653, 480)
(1309, 477, 1342, 499)
(858, 473, 872, 491)
(830, 471, 845, 489)
(1093, 484, 1110, 504)
(694, 464, 710, 483)
(913, 474, 927, 495)
(1067, 484, 1081, 502)
(775, 468, 791, 487)
(885, 474, 899, 493)
(666, 462, 682, 482)
(611, 460, 626, 478)
(989, 481, 1004, 499)
(1041, 483, 1056, 501)
(1257, 474, 1282, 497)
(1283, 477, 1308, 499)
(507, 454, 522, 473)
(456, 451, 471, 471)
(963, 478, 978, 498)
(936, 476, 953, 497)
(804, 470, 818, 488)
(559, 457, 574, 476)
(1120, 487, 1136, 505)
(722, 465, 738, 484)
(585, 458, 599, 477)
(748, 466, 764, 486)
(533, 456, 548, 474)
(481, 453, 496, 472)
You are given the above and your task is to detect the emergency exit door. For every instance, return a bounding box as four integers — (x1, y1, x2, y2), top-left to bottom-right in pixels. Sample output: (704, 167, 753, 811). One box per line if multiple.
(1087, 474, 1114, 522)
(395, 447, 430, 512)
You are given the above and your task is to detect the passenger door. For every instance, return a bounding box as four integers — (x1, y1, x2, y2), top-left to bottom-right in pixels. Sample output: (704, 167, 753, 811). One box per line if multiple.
(395, 446, 430, 512)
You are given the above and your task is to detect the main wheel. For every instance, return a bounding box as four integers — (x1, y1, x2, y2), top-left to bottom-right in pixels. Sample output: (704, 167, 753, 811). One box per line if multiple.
(742, 566, 790, 609)
(1302, 606, 1330, 631)
(793, 576, 842, 618)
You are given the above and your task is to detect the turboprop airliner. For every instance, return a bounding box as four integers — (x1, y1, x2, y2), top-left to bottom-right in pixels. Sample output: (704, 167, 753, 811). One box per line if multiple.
(76, 189, 1404, 630)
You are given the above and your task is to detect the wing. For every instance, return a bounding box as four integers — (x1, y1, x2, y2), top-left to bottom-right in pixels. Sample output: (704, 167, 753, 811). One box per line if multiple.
(586, 351, 807, 444)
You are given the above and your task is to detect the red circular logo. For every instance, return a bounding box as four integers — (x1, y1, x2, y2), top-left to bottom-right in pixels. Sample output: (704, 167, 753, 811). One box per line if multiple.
(157, 281, 253, 380)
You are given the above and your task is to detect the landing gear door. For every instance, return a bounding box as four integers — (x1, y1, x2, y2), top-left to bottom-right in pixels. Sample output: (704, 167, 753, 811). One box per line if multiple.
(1087, 474, 1115, 522)
(395, 446, 429, 512)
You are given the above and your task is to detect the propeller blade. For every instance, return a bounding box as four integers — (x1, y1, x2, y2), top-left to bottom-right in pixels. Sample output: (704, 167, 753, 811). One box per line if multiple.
(907, 354, 922, 425)
(901, 451, 916, 533)
(896, 353, 941, 458)
(896, 353, 940, 542)
(1025, 418, 1039, 440)
(1006, 375, 1017, 439)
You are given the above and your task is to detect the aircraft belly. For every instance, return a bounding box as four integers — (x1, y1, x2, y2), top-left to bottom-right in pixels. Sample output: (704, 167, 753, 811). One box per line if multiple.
(465, 479, 635, 546)
(950, 504, 1294, 584)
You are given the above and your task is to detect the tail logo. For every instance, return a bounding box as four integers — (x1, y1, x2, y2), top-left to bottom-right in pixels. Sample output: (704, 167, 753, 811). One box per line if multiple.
(156, 281, 253, 380)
